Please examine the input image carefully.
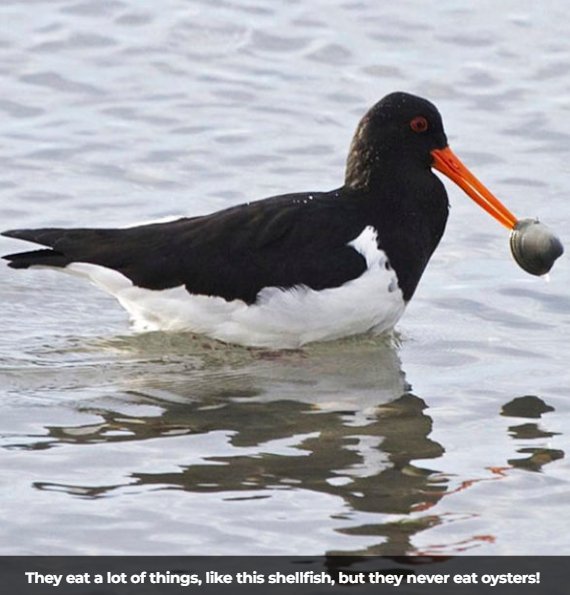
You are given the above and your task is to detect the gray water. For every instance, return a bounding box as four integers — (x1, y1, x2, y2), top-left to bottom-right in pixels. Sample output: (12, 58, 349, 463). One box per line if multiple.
(0, 0, 569, 555)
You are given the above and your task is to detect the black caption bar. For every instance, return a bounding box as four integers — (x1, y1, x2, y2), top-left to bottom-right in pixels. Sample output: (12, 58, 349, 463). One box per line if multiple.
(1, 556, 567, 594)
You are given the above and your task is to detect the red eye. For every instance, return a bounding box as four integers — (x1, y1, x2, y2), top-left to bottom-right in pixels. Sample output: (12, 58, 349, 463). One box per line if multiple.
(410, 116, 429, 133)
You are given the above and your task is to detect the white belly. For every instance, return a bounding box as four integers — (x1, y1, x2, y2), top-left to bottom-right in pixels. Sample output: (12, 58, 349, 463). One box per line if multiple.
(64, 226, 406, 348)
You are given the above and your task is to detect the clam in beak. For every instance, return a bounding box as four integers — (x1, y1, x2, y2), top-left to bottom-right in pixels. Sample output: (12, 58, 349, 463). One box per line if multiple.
(431, 146, 518, 230)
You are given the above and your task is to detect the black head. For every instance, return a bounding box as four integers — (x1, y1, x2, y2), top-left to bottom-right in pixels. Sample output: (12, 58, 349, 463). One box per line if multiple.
(345, 92, 448, 189)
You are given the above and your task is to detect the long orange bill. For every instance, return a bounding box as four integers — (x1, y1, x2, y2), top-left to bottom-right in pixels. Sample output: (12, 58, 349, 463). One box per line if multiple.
(431, 146, 518, 230)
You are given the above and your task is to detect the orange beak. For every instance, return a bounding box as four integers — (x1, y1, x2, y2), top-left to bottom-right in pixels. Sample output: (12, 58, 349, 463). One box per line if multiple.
(431, 146, 518, 230)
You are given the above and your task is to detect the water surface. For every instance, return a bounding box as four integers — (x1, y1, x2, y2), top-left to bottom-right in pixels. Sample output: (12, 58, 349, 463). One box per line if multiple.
(0, 0, 569, 555)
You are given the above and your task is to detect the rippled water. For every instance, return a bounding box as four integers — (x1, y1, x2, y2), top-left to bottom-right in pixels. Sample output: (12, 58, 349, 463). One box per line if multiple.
(0, 0, 569, 555)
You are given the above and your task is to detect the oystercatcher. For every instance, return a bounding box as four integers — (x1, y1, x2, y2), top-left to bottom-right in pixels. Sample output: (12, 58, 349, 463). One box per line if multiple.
(2, 92, 518, 348)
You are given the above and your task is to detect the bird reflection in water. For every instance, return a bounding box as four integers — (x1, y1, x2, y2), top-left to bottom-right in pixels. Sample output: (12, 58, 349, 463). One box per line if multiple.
(15, 334, 564, 556)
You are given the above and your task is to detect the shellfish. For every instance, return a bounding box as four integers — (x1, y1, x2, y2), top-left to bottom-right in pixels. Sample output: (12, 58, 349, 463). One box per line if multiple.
(509, 218, 564, 276)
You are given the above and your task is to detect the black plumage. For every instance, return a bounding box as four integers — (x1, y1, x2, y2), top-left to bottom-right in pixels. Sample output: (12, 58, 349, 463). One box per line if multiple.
(3, 92, 450, 305)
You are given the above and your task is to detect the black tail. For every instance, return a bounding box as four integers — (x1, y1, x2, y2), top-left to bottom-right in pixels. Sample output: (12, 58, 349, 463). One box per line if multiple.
(3, 248, 71, 269)
(2, 228, 72, 269)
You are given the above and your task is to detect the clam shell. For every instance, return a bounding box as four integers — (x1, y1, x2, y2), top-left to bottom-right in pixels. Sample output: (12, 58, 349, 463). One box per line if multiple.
(509, 218, 564, 276)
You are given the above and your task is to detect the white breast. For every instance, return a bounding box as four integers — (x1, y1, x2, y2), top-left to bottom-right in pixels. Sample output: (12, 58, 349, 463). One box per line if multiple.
(64, 226, 405, 348)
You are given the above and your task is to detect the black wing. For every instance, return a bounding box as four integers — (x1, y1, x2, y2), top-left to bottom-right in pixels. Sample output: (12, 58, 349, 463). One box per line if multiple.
(3, 190, 369, 304)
